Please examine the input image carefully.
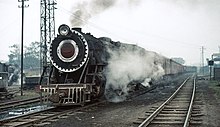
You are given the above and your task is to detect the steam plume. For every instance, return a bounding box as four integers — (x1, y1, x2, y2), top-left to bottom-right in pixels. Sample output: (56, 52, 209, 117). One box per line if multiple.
(104, 43, 165, 102)
(70, 0, 141, 27)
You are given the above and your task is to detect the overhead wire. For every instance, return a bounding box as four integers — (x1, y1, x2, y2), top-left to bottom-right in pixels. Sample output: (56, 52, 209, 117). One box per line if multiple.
(55, 4, 217, 53)
(56, 5, 133, 43)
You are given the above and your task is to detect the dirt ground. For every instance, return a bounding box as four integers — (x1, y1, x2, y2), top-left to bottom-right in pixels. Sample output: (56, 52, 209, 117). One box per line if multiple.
(42, 75, 220, 127)
(3, 74, 219, 127)
(44, 74, 190, 127)
(196, 79, 220, 127)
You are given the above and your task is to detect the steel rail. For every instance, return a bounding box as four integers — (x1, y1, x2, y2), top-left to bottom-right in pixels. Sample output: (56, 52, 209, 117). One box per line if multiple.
(0, 79, 160, 126)
(0, 100, 107, 126)
(0, 96, 46, 111)
(183, 76, 196, 127)
(138, 76, 190, 127)
(0, 97, 40, 107)
(0, 106, 56, 124)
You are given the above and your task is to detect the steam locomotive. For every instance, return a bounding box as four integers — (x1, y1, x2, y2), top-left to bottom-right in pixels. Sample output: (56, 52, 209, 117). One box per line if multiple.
(40, 24, 184, 106)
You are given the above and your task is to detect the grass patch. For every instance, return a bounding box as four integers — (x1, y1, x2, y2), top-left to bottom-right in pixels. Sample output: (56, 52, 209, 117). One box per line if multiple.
(209, 80, 220, 99)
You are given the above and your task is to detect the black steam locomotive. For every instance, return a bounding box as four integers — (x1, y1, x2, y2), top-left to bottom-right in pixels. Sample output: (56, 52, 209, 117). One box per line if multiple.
(40, 24, 109, 106)
(40, 24, 184, 106)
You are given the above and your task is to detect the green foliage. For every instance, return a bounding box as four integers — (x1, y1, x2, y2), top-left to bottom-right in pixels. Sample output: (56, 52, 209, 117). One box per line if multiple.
(8, 41, 41, 69)
(8, 44, 20, 66)
(24, 41, 40, 59)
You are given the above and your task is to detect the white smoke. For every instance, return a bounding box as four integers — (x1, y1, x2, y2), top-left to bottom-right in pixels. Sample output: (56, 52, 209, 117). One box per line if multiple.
(104, 43, 165, 102)
(141, 78, 151, 87)
(70, 0, 142, 27)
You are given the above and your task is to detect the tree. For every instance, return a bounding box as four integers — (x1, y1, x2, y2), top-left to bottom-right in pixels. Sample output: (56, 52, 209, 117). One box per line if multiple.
(8, 44, 20, 66)
(8, 41, 41, 69)
(24, 41, 40, 59)
(24, 41, 40, 69)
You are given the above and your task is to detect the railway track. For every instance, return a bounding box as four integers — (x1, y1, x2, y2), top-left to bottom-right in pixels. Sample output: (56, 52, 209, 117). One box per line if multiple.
(0, 96, 45, 111)
(0, 100, 106, 127)
(0, 85, 158, 127)
(0, 75, 191, 126)
(135, 75, 202, 127)
(0, 82, 161, 127)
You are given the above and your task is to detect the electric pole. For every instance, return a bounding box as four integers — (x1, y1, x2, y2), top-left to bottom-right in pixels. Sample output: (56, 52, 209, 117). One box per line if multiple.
(219, 46, 220, 53)
(201, 46, 205, 75)
(18, 0, 29, 96)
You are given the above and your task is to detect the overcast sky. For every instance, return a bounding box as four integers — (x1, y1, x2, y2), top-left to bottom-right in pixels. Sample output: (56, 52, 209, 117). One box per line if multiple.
(0, 0, 220, 66)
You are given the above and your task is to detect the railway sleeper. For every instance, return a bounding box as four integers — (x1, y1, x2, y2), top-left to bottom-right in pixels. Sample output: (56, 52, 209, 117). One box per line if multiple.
(150, 120, 184, 124)
(173, 98, 190, 101)
(191, 113, 204, 117)
(144, 110, 187, 114)
(31, 115, 51, 119)
(162, 108, 200, 111)
(157, 113, 186, 117)
(164, 105, 188, 108)
(3, 121, 30, 126)
(58, 115, 69, 119)
(154, 117, 185, 121)
(165, 104, 189, 107)
(33, 122, 51, 127)
(190, 120, 203, 125)
(18, 118, 38, 122)
(190, 117, 203, 121)
(152, 106, 188, 109)
(46, 118, 59, 122)
(171, 100, 191, 103)
(160, 110, 187, 114)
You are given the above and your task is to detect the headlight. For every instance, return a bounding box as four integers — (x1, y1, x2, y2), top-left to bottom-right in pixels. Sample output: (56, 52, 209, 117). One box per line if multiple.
(58, 24, 70, 36)
(57, 39, 79, 62)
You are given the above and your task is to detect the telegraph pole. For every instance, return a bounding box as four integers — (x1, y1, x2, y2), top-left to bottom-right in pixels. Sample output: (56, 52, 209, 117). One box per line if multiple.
(219, 46, 220, 53)
(18, 0, 29, 96)
(201, 46, 205, 75)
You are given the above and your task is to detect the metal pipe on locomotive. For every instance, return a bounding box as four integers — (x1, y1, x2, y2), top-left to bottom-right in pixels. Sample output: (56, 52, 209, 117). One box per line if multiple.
(40, 24, 107, 106)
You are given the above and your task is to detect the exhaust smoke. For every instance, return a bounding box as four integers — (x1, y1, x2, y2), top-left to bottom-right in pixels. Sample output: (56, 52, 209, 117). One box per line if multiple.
(70, 0, 142, 27)
(104, 44, 165, 102)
